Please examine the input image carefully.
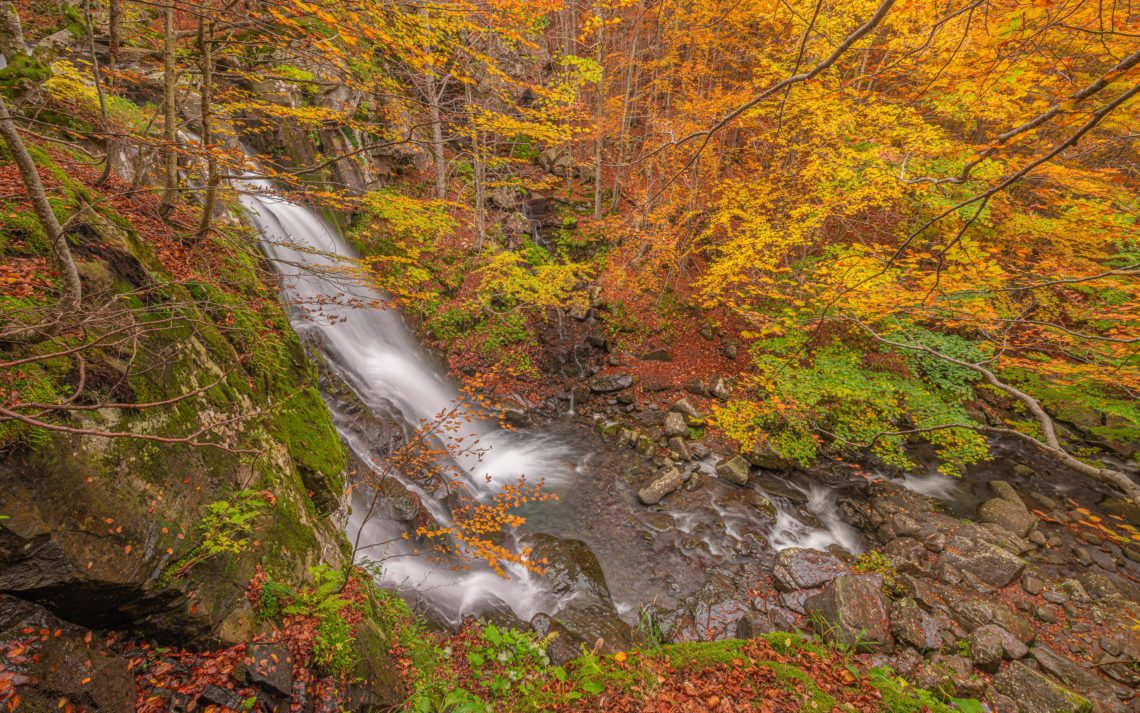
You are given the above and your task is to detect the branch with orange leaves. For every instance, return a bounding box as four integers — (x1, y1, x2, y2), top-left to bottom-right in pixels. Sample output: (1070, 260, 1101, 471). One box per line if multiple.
(628, 0, 897, 204)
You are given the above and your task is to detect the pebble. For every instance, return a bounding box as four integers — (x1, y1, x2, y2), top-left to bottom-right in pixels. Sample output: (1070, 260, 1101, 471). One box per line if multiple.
(1042, 589, 1069, 604)
(1074, 546, 1093, 566)
(1028, 530, 1047, 546)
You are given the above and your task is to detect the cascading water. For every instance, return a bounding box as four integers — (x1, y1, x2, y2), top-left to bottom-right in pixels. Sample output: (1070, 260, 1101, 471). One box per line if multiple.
(236, 176, 575, 623)
(234, 168, 865, 628)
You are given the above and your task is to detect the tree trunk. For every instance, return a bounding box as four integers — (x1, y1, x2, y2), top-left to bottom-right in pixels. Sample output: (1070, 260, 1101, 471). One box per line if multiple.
(464, 82, 486, 249)
(426, 73, 447, 199)
(82, 0, 115, 185)
(195, 16, 218, 240)
(592, 10, 605, 220)
(158, 0, 179, 219)
(0, 95, 83, 321)
(0, 0, 25, 58)
(107, 0, 121, 84)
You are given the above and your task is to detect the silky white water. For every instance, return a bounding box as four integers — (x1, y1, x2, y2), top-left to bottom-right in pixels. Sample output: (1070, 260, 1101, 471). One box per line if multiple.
(235, 172, 862, 626)
(236, 177, 572, 623)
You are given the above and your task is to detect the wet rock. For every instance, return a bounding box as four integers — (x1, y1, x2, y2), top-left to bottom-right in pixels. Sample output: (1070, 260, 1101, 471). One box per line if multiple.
(978, 497, 1036, 538)
(1031, 645, 1131, 712)
(994, 661, 1092, 713)
(663, 412, 688, 438)
(804, 575, 893, 652)
(772, 548, 847, 591)
(742, 439, 796, 471)
(915, 655, 980, 699)
(735, 605, 796, 638)
(937, 535, 1026, 587)
(715, 455, 751, 486)
(890, 597, 945, 652)
(779, 588, 820, 615)
(638, 467, 684, 505)
(969, 627, 1005, 673)
(531, 605, 632, 664)
(199, 684, 244, 710)
(672, 577, 754, 641)
(5, 602, 134, 712)
(247, 643, 294, 697)
(590, 373, 633, 393)
(974, 624, 1029, 660)
(882, 537, 930, 575)
(528, 534, 612, 603)
(942, 590, 1034, 645)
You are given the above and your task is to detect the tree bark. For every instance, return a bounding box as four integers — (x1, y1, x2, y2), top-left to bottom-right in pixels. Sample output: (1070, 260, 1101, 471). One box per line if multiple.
(158, 0, 179, 219)
(0, 0, 25, 58)
(107, 0, 121, 84)
(426, 72, 447, 199)
(592, 9, 605, 220)
(0, 95, 83, 322)
(195, 16, 219, 240)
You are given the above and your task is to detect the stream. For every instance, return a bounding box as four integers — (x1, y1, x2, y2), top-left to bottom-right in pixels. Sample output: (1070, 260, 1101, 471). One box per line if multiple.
(236, 177, 868, 631)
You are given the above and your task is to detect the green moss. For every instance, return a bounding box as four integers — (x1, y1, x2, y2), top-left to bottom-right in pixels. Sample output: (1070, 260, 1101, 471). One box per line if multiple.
(275, 385, 346, 488)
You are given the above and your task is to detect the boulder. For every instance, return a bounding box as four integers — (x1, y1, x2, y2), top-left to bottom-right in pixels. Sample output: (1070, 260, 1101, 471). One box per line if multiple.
(715, 455, 751, 486)
(490, 186, 521, 210)
(969, 626, 1005, 673)
(772, 548, 847, 591)
(743, 439, 796, 471)
(537, 148, 578, 177)
(527, 534, 612, 603)
(590, 373, 633, 393)
(736, 605, 796, 638)
(638, 467, 684, 505)
(978, 497, 1036, 538)
(942, 590, 1034, 645)
(708, 376, 732, 400)
(890, 597, 946, 652)
(246, 643, 295, 697)
(663, 412, 689, 438)
(640, 348, 672, 362)
(669, 397, 705, 421)
(530, 604, 633, 665)
(684, 379, 709, 397)
(668, 437, 692, 461)
(937, 535, 1025, 587)
(804, 575, 893, 652)
(1031, 645, 1131, 712)
(994, 661, 1092, 713)
(0, 598, 134, 712)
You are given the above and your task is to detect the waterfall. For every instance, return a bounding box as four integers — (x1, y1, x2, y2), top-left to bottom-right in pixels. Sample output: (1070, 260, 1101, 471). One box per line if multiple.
(236, 176, 573, 624)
